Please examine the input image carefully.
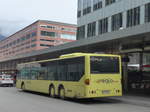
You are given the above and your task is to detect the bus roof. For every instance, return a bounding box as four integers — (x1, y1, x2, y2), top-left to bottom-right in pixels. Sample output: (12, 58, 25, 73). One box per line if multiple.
(60, 53, 120, 58)
(17, 53, 120, 66)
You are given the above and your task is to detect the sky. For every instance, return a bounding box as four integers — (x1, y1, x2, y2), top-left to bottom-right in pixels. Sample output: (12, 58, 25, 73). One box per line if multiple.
(0, 0, 77, 36)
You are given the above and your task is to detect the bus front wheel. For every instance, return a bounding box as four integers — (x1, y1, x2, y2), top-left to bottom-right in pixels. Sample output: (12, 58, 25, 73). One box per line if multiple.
(21, 83, 25, 91)
(49, 86, 55, 98)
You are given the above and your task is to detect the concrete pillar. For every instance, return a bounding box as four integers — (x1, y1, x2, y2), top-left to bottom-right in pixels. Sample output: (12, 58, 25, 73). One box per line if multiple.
(123, 11, 127, 29)
(139, 52, 143, 75)
(108, 17, 112, 32)
(140, 5, 145, 25)
(85, 25, 88, 38)
(96, 21, 99, 36)
(122, 54, 129, 92)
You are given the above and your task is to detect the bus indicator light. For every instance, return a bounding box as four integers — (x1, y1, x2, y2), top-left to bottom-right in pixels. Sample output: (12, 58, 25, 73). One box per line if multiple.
(85, 79, 90, 85)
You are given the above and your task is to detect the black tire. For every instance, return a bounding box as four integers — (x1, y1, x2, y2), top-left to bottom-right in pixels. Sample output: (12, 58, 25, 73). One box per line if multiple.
(49, 86, 55, 98)
(21, 83, 25, 91)
(58, 86, 65, 99)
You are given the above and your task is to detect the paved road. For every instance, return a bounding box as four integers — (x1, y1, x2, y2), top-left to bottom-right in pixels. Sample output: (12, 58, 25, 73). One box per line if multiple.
(0, 87, 150, 112)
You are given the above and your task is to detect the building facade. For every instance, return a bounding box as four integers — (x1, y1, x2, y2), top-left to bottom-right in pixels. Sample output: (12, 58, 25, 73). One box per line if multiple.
(77, 0, 150, 40)
(0, 20, 76, 59)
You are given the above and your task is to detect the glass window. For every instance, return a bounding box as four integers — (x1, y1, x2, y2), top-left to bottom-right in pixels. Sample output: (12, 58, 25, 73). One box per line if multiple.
(145, 3, 150, 23)
(17, 39, 21, 43)
(57, 60, 68, 81)
(46, 61, 58, 80)
(87, 22, 96, 37)
(90, 56, 119, 74)
(31, 44, 36, 47)
(105, 0, 116, 6)
(31, 32, 37, 37)
(77, 10, 81, 18)
(60, 34, 76, 40)
(93, 0, 102, 11)
(30, 67, 38, 80)
(30, 63, 41, 80)
(77, 0, 82, 18)
(40, 39, 55, 42)
(112, 13, 123, 31)
(83, 0, 91, 15)
(18, 57, 85, 81)
(40, 44, 53, 47)
(19, 65, 31, 80)
(98, 18, 108, 34)
(77, 25, 85, 40)
(66, 57, 85, 81)
(21, 36, 26, 41)
(31, 39, 36, 42)
(26, 34, 31, 40)
(37, 63, 48, 80)
(41, 31, 56, 37)
(127, 7, 140, 27)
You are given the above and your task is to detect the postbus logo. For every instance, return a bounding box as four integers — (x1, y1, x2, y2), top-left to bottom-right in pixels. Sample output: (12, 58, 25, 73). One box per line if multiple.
(96, 79, 118, 84)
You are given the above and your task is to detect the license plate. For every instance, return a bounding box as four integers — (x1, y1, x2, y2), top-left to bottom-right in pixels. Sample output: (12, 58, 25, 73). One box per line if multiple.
(102, 90, 110, 94)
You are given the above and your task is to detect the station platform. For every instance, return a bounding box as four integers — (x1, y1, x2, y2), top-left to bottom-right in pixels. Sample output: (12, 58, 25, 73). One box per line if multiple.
(111, 94, 150, 107)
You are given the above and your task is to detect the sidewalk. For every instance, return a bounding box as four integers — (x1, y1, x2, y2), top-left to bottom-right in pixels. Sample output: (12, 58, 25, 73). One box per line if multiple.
(111, 95, 150, 107)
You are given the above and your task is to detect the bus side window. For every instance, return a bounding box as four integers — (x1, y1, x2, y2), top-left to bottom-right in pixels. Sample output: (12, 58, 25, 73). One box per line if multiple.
(67, 57, 84, 81)
(30, 67, 39, 80)
(67, 63, 78, 81)
(37, 65, 48, 80)
(47, 61, 57, 80)
(57, 60, 67, 81)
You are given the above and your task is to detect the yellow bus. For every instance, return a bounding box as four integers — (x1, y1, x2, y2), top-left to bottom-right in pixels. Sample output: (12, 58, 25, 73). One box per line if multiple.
(16, 53, 122, 99)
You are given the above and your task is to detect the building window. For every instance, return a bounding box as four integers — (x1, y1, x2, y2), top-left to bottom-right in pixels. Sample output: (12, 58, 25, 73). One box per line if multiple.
(26, 46, 30, 49)
(41, 31, 56, 37)
(98, 18, 108, 34)
(17, 38, 21, 43)
(31, 32, 37, 37)
(31, 39, 36, 42)
(145, 3, 150, 23)
(13, 40, 16, 45)
(21, 36, 26, 42)
(105, 0, 116, 6)
(112, 13, 123, 31)
(127, 6, 140, 27)
(77, 25, 85, 40)
(26, 34, 31, 40)
(31, 44, 36, 47)
(83, 0, 91, 15)
(87, 22, 96, 37)
(61, 27, 75, 32)
(77, 10, 81, 18)
(40, 25, 56, 29)
(47, 26, 56, 29)
(77, 0, 82, 18)
(60, 34, 76, 40)
(93, 0, 102, 11)
(40, 44, 53, 47)
(40, 39, 55, 42)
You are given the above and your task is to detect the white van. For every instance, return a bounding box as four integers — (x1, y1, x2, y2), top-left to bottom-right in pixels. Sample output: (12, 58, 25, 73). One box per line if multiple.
(0, 75, 14, 87)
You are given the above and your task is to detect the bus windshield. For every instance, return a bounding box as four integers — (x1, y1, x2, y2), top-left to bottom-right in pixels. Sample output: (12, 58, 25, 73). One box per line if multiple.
(90, 56, 119, 74)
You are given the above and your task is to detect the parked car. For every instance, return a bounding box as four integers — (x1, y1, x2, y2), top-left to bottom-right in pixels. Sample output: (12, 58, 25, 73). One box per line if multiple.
(0, 75, 14, 87)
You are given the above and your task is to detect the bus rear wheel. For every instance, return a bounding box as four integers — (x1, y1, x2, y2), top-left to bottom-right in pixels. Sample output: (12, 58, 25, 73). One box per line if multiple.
(59, 87, 65, 99)
(49, 86, 55, 98)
